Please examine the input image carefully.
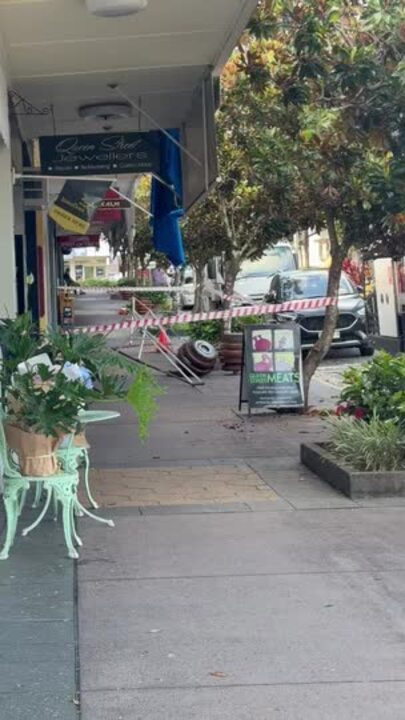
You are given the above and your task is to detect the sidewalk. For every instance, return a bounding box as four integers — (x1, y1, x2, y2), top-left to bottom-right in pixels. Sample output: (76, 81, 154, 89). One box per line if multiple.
(78, 375, 405, 719)
(2, 297, 405, 719)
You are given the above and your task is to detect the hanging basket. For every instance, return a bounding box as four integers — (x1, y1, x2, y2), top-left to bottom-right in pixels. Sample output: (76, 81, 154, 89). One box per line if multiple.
(4, 424, 59, 477)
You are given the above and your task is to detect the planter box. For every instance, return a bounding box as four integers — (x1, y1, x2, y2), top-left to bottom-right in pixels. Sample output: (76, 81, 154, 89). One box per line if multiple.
(301, 442, 405, 499)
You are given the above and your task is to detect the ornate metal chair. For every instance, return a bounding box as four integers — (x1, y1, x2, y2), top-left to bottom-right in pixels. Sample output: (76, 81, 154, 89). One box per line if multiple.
(0, 422, 81, 559)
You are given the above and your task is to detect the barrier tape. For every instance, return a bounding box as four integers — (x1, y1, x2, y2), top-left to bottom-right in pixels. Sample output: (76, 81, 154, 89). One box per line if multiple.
(73, 296, 336, 335)
(58, 286, 183, 294)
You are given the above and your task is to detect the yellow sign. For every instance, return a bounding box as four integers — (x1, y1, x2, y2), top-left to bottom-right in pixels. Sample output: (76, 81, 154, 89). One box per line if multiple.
(48, 179, 110, 234)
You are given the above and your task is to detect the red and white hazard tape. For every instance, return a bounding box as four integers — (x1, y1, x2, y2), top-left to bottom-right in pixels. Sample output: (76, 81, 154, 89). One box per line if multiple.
(58, 286, 183, 294)
(73, 297, 336, 335)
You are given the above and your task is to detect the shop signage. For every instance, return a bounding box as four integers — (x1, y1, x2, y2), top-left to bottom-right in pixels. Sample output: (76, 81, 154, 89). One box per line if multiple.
(98, 196, 130, 210)
(57, 234, 100, 250)
(239, 322, 304, 412)
(49, 179, 110, 234)
(39, 131, 160, 176)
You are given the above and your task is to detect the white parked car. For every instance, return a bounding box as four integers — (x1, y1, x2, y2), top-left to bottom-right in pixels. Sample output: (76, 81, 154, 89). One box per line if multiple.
(233, 244, 297, 305)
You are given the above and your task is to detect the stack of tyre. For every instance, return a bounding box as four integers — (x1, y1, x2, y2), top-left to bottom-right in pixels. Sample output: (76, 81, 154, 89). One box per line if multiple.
(177, 340, 217, 377)
(219, 332, 243, 373)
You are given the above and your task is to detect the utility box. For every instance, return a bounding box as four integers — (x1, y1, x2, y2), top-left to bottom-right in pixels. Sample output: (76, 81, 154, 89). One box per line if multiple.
(372, 257, 405, 353)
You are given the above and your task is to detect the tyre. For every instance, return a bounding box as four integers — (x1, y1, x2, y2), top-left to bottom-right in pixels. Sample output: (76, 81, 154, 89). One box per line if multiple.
(360, 343, 374, 357)
(192, 340, 217, 361)
(177, 341, 216, 376)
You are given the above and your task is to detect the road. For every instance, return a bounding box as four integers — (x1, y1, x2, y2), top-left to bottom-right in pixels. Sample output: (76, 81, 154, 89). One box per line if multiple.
(313, 348, 366, 407)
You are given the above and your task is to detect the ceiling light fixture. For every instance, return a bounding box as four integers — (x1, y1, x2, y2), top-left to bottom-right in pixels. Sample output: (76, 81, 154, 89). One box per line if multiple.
(78, 102, 132, 120)
(85, 0, 148, 17)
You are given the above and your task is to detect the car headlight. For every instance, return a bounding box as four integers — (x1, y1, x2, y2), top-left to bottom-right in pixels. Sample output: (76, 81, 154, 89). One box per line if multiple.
(357, 305, 366, 318)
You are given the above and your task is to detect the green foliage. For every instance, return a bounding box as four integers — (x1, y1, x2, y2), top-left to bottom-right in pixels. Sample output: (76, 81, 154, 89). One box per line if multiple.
(180, 316, 268, 345)
(0, 316, 163, 441)
(117, 278, 144, 287)
(340, 352, 405, 426)
(0, 314, 40, 388)
(329, 415, 405, 472)
(188, 321, 222, 345)
(232, 315, 266, 332)
(81, 279, 117, 288)
(126, 368, 164, 442)
(8, 365, 93, 438)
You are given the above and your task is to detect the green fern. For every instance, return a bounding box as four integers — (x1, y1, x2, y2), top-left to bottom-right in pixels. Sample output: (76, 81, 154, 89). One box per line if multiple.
(126, 368, 164, 441)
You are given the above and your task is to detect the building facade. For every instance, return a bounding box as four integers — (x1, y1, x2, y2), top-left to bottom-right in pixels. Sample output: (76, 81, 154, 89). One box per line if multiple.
(0, 0, 257, 325)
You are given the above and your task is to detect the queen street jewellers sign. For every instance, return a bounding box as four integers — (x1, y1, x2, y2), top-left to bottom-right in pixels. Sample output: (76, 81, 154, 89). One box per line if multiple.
(39, 131, 160, 176)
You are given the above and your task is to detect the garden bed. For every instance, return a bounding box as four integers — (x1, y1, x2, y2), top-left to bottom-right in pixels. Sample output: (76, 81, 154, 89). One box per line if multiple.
(301, 442, 405, 499)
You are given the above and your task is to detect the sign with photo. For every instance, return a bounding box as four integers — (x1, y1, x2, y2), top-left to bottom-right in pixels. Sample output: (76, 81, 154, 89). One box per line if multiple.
(240, 322, 304, 411)
(39, 131, 160, 176)
(49, 179, 111, 234)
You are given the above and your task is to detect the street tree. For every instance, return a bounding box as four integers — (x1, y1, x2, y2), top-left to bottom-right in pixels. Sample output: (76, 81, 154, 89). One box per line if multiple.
(233, 0, 405, 403)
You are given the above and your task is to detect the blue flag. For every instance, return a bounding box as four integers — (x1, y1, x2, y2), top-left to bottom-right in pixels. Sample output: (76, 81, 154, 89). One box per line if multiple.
(150, 129, 185, 267)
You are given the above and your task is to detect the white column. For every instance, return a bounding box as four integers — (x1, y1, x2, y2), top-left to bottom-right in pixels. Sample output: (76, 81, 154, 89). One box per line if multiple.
(0, 141, 17, 315)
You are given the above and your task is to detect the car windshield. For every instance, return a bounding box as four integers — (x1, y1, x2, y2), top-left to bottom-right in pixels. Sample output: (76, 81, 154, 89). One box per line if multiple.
(237, 247, 295, 279)
(279, 273, 354, 300)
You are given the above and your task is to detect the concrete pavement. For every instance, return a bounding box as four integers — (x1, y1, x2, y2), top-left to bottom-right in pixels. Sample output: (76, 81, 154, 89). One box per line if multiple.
(2, 295, 402, 720)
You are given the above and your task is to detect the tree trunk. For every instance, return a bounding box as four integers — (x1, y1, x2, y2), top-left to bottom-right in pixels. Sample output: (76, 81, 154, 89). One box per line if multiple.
(302, 216, 344, 409)
(193, 264, 205, 313)
(223, 256, 240, 308)
(301, 229, 310, 269)
(222, 255, 240, 332)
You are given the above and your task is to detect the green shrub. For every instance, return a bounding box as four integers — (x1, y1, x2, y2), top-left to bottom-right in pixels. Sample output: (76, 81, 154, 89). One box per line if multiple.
(339, 351, 405, 426)
(232, 315, 266, 332)
(329, 415, 405, 472)
(118, 278, 148, 287)
(189, 321, 222, 344)
(81, 279, 117, 288)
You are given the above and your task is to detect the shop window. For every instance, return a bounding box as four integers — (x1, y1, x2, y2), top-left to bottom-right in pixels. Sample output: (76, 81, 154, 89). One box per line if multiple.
(96, 266, 106, 277)
(75, 265, 83, 281)
(84, 266, 94, 280)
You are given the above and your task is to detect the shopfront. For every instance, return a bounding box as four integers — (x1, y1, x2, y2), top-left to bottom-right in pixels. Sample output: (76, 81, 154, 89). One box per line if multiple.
(0, 0, 257, 324)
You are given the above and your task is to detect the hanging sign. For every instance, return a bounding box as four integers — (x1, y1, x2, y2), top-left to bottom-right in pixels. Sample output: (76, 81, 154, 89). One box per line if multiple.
(57, 234, 100, 250)
(39, 131, 160, 176)
(98, 191, 131, 210)
(49, 179, 111, 234)
(239, 322, 304, 412)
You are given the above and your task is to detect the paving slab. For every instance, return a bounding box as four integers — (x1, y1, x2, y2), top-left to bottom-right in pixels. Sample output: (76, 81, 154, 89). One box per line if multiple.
(81, 682, 405, 720)
(140, 502, 253, 515)
(88, 464, 278, 507)
(0, 514, 77, 720)
(0, 692, 79, 720)
(79, 571, 405, 691)
(77, 506, 405, 580)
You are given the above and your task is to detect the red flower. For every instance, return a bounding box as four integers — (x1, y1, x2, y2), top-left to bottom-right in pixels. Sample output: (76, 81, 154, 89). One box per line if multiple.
(353, 407, 365, 420)
(336, 403, 347, 416)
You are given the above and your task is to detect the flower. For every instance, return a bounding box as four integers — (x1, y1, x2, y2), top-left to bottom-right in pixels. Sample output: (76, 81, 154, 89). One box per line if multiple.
(335, 403, 347, 416)
(353, 407, 366, 420)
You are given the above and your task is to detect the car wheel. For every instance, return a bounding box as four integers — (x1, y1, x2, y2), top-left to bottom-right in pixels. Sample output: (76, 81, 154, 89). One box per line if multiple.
(360, 343, 374, 357)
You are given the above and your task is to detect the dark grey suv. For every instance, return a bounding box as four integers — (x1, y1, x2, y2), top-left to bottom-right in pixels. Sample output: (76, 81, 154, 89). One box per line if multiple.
(267, 269, 374, 356)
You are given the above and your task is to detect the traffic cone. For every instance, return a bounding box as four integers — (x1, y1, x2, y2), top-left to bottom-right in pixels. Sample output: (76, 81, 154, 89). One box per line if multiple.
(156, 328, 171, 353)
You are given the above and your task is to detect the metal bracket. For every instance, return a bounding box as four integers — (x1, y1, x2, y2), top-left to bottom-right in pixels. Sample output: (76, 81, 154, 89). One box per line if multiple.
(9, 90, 52, 117)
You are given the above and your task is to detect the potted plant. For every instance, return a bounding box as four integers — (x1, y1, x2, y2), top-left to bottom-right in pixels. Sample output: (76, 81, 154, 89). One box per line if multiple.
(5, 364, 92, 476)
(0, 316, 163, 459)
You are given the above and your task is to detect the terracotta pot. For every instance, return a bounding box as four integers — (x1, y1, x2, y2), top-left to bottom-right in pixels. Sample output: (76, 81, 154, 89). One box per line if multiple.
(135, 297, 153, 315)
(119, 290, 134, 301)
(220, 332, 243, 374)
